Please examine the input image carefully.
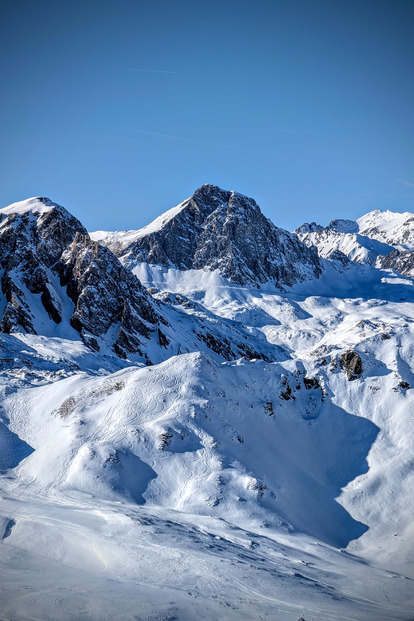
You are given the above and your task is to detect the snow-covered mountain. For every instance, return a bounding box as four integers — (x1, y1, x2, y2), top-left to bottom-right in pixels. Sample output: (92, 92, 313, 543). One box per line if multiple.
(0, 197, 280, 365)
(358, 208, 414, 250)
(296, 208, 414, 277)
(92, 184, 322, 287)
(1, 188, 414, 621)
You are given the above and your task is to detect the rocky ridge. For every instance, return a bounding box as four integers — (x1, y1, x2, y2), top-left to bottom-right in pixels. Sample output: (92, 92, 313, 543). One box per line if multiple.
(296, 209, 414, 276)
(0, 198, 163, 358)
(94, 184, 322, 287)
(0, 197, 279, 364)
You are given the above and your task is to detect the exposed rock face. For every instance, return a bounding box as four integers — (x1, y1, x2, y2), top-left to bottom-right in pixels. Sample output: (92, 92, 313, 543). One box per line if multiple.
(0, 196, 281, 364)
(0, 198, 162, 359)
(100, 185, 322, 287)
(377, 248, 414, 278)
(55, 232, 161, 358)
(0, 198, 88, 335)
(340, 350, 363, 380)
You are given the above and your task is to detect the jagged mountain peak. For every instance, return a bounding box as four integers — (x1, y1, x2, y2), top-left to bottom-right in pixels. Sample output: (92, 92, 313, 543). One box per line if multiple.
(0, 200, 163, 359)
(94, 184, 322, 287)
(90, 183, 266, 250)
(189, 183, 260, 212)
(126, 184, 259, 242)
(0, 195, 279, 364)
(357, 207, 414, 251)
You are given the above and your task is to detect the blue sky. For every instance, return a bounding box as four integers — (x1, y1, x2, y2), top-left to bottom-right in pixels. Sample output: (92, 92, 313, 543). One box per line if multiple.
(1, 0, 413, 232)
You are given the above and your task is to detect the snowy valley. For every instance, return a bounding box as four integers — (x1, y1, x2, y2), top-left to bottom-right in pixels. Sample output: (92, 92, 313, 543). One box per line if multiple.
(1, 185, 414, 620)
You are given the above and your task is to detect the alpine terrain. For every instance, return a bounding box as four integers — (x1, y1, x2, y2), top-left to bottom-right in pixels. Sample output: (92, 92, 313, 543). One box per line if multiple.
(1, 185, 414, 620)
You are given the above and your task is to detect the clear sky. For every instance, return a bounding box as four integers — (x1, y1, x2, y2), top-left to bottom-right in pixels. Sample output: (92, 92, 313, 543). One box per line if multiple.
(1, 0, 413, 232)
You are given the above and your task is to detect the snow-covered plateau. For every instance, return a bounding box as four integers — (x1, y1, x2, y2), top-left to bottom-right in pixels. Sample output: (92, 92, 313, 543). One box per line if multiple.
(1, 185, 414, 620)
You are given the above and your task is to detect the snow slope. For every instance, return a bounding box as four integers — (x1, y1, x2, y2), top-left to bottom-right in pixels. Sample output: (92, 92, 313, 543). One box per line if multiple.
(1, 337, 414, 619)
(1, 191, 414, 620)
(296, 208, 414, 278)
(90, 199, 187, 246)
(357, 209, 414, 251)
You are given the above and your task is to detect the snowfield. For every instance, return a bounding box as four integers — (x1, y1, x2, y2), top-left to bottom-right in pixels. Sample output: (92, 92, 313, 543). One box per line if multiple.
(1, 191, 414, 620)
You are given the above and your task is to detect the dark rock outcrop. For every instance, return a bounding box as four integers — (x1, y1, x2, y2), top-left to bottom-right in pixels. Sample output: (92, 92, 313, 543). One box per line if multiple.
(106, 185, 322, 288)
(340, 350, 363, 380)
(0, 198, 87, 335)
(377, 248, 414, 278)
(56, 232, 161, 357)
(0, 199, 162, 358)
(0, 196, 281, 364)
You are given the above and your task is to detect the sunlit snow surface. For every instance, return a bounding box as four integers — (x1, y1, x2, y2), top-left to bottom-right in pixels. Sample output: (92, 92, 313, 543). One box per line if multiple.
(0, 196, 57, 216)
(1, 264, 414, 619)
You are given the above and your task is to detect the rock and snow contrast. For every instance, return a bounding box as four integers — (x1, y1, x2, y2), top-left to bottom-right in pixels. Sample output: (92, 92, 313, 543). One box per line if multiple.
(296, 209, 414, 276)
(1, 186, 414, 620)
(92, 184, 322, 287)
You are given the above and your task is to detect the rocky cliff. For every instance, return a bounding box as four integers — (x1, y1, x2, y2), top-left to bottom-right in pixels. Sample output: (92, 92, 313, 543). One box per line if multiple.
(95, 185, 322, 287)
(0, 196, 279, 364)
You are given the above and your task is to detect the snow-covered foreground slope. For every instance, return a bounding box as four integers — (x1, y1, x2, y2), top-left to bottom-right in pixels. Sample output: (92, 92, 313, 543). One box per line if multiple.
(1, 340, 414, 620)
(129, 262, 414, 568)
(2, 492, 412, 621)
(1, 189, 414, 620)
(1, 280, 414, 619)
(0, 351, 379, 545)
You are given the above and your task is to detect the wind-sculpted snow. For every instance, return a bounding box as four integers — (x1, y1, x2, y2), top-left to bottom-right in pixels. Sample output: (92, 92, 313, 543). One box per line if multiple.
(0, 351, 378, 547)
(0, 422, 33, 471)
(1, 332, 414, 618)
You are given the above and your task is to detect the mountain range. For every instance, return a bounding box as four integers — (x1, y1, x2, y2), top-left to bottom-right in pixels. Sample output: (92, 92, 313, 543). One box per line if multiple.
(1, 185, 414, 620)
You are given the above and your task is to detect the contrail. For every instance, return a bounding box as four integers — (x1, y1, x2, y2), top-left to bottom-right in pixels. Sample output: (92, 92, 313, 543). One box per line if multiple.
(121, 68, 178, 74)
(397, 178, 414, 188)
(131, 129, 231, 148)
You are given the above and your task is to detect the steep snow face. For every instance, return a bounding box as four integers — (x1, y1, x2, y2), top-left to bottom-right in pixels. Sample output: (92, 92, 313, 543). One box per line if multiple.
(93, 184, 322, 287)
(90, 201, 187, 248)
(357, 208, 414, 251)
(296, 219, 394, 265)
(297, 208, 414, 278)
